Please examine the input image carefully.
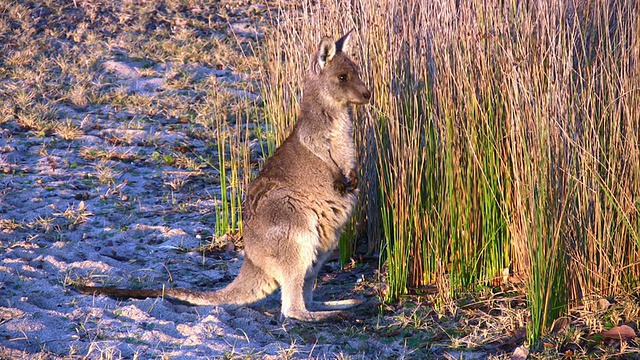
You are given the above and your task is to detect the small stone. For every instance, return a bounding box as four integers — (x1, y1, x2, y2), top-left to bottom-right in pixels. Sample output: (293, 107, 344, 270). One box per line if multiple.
(551, 316, 571, 334)
(512, 345, 529, 360)
(80, 116, 96, 131)
(597, 298, 611, 311)
(602, 325, 637, 341)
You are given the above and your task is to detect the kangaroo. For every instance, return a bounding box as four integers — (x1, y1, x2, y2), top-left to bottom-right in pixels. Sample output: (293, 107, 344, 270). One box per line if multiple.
(78, 30, 372, 322)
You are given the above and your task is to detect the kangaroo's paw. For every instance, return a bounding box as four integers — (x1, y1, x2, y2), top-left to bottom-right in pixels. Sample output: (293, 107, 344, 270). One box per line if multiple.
(333, 175, 348, 195)
(307, 298, 363, 311)
(333, 171, 357, 195)
(346, 169, 358, 191)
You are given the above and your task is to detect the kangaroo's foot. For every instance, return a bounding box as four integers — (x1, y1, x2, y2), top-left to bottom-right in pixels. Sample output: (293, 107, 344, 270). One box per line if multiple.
(281, 268, 353, 322)
(307, 298, 363, 311)
(279, 309, 350, 322)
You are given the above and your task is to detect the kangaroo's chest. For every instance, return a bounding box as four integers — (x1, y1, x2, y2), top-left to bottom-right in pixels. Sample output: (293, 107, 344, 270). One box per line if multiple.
(328, 113, 356, 174)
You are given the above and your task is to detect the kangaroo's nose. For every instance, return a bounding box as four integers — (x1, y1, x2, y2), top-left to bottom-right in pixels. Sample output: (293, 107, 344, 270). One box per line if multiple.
(363, 90, 371, 100)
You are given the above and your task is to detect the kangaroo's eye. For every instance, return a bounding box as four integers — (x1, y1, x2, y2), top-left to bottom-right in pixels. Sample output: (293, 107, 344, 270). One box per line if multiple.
(339, 74, 348, 82)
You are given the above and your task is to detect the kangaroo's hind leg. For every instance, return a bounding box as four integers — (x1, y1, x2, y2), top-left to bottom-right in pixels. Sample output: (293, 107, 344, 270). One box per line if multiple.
(281, 271, 349, 322)
(302, 253, 362, 312)
(276, 232, 348, 322)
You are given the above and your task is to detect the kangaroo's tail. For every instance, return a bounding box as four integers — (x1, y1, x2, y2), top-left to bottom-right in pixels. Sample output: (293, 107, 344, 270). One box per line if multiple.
(77, 257, 278, 306)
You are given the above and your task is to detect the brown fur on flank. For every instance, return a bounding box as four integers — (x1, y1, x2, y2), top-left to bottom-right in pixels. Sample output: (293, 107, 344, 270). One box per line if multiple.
(78, 30, 371, 322)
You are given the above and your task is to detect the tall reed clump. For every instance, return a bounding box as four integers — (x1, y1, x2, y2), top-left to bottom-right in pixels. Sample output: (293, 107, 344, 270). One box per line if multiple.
(259, 0, 640, 345)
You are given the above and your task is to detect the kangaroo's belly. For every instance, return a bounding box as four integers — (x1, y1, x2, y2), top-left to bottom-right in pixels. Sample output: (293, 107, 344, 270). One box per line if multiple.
(242, 135, 358, 258)
(243, 175, 357, 254)
(308, 191, 357, 250)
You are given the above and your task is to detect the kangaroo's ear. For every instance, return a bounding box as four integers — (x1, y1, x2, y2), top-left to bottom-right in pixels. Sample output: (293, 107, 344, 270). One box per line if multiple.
(335, 29, 354, 53)
(315, 36, 336, 72)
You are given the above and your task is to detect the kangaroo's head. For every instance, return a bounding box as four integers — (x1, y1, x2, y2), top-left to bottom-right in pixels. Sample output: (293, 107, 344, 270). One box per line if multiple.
(306, 30, 371, 108)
